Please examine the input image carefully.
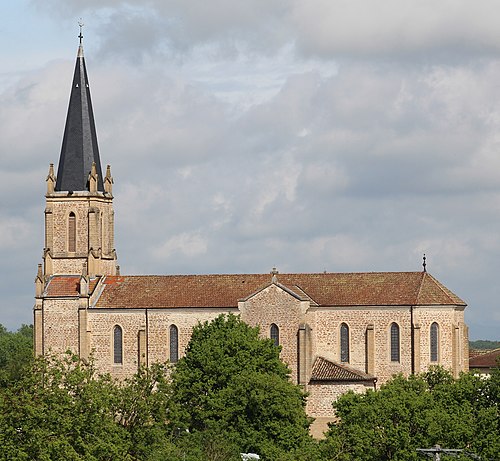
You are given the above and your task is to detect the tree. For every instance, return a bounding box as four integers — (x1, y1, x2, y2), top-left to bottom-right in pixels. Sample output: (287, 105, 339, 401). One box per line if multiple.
(0, 354, 180, 461)
(170, 314, 315, 460)
(0, 352, 131, 460)
(0, 324, 33, 386)
(321, 367, 500, 461)
(116, 363, 178, 461)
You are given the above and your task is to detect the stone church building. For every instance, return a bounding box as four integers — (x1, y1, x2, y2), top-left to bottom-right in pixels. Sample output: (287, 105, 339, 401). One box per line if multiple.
(33, 38, 469, 434)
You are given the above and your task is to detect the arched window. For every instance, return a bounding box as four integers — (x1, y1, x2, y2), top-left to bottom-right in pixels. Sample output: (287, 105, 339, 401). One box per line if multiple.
(270, 323, 279, 346)
(430, 322, 439, 362)
(68, 212, 76, 252)
(340, 323, 349, 363)
(390, 323, 400, 362)
(169, 325, 179, 363)
(113, 325, 123, 364)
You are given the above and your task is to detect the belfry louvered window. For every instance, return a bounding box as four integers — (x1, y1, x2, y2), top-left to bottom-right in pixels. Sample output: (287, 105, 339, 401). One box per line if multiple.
(390, 323, 400, 362)
(430, 322, 439, 362)
(68, 212, 76, 252)
(169, 325, 179, 363)
(340, 323, 349, 363)
(113, 325, 123, 364)
(270, 323, 279, 346)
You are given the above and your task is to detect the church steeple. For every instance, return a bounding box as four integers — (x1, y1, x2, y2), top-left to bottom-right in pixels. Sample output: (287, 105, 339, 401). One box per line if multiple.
(41, 26, 117, 279)
(55, 24, 104, 192)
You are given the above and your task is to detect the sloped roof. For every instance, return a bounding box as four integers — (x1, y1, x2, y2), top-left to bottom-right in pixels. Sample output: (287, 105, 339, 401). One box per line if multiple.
(469, 348, 500, 369)
(44, 275, 100, 297)
(55, 41, 104, 192)
(310, 356, 375, 382)
(90, 271, 465, 308)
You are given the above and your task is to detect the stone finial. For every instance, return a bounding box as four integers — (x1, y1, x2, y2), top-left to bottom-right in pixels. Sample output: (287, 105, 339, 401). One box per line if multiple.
(270, 267, 279, 283)
(89, 162, 98, 193)
(104, 164, 113, 194)
(46, 163, 56, 194)
(35, 264, 44, 297)
(116, 265, 120, 275)
(80, 262, 89, 296)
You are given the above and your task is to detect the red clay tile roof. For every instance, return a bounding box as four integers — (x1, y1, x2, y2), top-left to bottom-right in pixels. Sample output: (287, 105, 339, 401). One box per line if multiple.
(45, 276, 100, 297)
(310, 356, 375, 382)
(92, 272, 465, 309)
(469, 348, 500, 369)
(469, 349, 490, 359)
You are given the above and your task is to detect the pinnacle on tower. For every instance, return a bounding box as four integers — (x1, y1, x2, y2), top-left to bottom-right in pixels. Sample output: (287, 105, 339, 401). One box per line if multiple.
(55, 25, 104, 192)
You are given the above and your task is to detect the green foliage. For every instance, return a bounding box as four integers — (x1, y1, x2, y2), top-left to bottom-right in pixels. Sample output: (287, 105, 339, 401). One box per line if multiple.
(0, 324, 33, 386)
(170, 314, 315, 460)
(116, 363, 177, 460)
(0, 352, 131, 460)
(469, 339, 500, 350)
(321, 367, 500, 461)
(0, 353, 180, 461)
(0, 318, 317, 460)
(1, 321, 498, 460)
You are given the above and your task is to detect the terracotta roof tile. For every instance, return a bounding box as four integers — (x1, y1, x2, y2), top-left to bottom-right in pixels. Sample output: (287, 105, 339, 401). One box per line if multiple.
(310, 356, 375, 382)
(45, 275, 101, 297)
(469, 348, 500, 368)
(93, 272, 465, 309)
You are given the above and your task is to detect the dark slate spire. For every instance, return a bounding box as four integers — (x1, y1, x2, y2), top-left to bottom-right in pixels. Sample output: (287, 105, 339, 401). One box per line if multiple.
(55, 25, 104, 192)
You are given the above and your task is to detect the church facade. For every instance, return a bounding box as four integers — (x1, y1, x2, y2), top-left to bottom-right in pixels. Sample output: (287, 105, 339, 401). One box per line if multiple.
(33, 38, 469, 435)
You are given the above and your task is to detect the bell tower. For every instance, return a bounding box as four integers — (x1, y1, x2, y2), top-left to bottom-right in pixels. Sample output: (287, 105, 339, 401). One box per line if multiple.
(42, 26, 117, 279)
(34, 26, 118, 357)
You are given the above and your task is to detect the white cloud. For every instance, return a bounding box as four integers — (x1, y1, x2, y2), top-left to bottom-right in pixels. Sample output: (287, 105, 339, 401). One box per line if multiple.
(156, 232, 208, 260)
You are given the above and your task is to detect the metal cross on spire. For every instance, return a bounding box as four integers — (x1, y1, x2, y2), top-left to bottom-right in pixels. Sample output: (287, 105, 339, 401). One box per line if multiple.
(78, 19, 84, 44)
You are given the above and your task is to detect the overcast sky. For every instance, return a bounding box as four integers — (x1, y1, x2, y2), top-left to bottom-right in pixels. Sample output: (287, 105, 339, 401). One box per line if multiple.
(1, 1, 500, 339)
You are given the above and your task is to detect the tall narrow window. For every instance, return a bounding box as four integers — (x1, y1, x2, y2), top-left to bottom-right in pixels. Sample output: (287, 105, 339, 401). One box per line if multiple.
(100, 211, 105, 253)
(390, 323, 400, 362)
(430, 322, 439, 362)
(68, 212, 76, 252)
(340, 323, 349, 363)
(169, 325, 179, 363)
(113, 325, 123, 364)
(270, 323, 279, 346)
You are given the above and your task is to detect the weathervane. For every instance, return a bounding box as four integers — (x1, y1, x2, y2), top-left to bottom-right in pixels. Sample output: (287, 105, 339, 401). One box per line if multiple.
(78, 19, 84, 44)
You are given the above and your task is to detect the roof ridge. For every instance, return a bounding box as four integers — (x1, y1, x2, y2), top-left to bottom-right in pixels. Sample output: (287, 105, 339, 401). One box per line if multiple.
(310, 356, 376, 382)
(291, 284, 319, 306)
(104, 271, 425, 278)
(414, 271, 426, 304)
(422, 272, 461, 305)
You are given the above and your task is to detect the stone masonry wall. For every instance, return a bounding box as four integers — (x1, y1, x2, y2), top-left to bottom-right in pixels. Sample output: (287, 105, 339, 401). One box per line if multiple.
(311, 306, 413, 384)
(42, 298, 80, 354)
(88, 309, 146, 380)
(45, 194, 115, 276)
(88, 308, 237, 379)
(146, 308, 235, 365)
(240, 284, 304, 384)
(309, 305, 466, 385)
(306, 381, 374, 418)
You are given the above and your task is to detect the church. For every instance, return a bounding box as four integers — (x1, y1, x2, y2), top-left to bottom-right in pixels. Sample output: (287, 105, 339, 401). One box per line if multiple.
(33, 35, 469, 434)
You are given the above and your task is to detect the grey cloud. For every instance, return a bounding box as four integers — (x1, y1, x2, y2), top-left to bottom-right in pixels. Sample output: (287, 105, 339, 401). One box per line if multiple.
(34, 0, 500, 61)
(2, 2, 500, 340)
